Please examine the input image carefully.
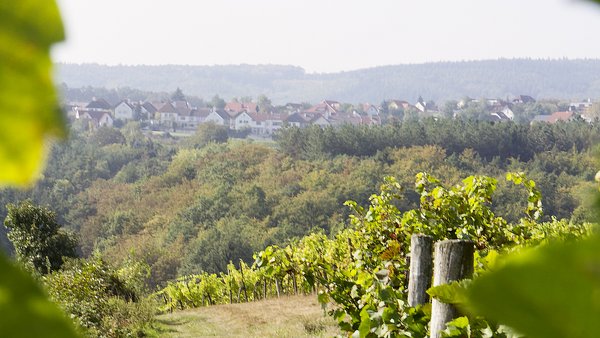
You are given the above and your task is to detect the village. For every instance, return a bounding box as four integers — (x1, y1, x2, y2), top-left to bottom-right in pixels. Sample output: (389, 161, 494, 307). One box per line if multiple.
(66, 92, 597, 137)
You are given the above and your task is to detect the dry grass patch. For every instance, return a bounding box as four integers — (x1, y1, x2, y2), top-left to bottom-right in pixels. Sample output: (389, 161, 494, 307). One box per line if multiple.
(155, 294, 338, 337)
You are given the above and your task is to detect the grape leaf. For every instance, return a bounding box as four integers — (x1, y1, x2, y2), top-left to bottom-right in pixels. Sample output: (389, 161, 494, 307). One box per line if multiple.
(0, 1, 79, 337)
(0, 253, 79, 337)
(467, 236, 600, 338)
(0, 1, 67, 186)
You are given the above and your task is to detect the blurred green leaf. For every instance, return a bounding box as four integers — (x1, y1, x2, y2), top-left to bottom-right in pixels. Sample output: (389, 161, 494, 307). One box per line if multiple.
(427, 280, 469, 307)
(467, 235, 600, 338)
(0, 253, 79, 337)
(0, 1, 66, 186)
(0, 1, 79, 337)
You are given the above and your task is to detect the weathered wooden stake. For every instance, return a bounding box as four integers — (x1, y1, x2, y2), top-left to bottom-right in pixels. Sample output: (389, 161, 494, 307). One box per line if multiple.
(239, 263, 249, 302)
(430, 239, 474, 338)
(275, 279, 281, 298)
(408, 234, 434, 307)
(292, 272, 298, 295)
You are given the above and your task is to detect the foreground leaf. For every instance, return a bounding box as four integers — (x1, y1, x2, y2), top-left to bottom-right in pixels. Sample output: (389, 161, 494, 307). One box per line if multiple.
(467, 235, 600, 338)
(427, 280, 469, 307)
(0, 253, 79, 337)
(0, 1, 66, 185)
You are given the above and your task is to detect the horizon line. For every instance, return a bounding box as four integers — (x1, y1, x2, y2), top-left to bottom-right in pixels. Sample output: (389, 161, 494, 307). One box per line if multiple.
(53, 57, 600, 75)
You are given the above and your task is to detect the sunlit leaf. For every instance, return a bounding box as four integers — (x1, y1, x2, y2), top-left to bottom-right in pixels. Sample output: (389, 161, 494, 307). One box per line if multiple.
(467, 235, 600, 338)
(0, 1, 66, 186)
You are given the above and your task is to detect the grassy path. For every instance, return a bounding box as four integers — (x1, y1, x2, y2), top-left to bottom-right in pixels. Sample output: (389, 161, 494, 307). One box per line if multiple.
(154, 294, 339, 337)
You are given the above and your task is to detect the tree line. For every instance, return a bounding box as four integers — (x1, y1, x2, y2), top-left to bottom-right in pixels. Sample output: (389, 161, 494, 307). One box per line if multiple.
(276, 118, 600, 161)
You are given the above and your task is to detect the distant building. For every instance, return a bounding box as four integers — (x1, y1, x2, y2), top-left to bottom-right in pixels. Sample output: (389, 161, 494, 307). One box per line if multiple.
(204, 109, 231, 127)
(86, 98, 112, 112)
(114, 101, 136, 121)
(77, 110, 113, 128)
(512, 95, 535, 104)
(531, 111, 575, 124)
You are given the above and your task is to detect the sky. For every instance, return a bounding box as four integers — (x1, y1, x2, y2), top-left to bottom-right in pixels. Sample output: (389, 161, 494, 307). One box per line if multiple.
(53, 0, 600, 73)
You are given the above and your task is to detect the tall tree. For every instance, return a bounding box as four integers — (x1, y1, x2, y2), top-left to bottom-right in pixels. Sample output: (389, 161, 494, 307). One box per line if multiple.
(4, 200, 78, 274)
(210, 95, 226, 109)
(171, 87, 186, 101)
(257, 94, 273, 113)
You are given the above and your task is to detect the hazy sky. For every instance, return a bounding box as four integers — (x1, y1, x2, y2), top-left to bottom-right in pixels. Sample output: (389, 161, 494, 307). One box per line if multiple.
(53, 0, 600, 73)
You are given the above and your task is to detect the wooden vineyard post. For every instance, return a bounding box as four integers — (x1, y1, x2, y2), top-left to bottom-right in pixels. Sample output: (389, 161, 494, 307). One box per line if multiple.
(408, 234, 434, 307)
(275, 278, 281, 298)
(429, 240, 474, 338)
(238, 262, 249, 302)
(292, 272, 298, 295)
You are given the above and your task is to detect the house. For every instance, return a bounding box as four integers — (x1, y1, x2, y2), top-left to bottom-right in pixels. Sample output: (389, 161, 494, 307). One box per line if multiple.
(77, 110, 113, 128)
(500, 106, 515, 120)
(284, 103, 304, 113)
(387, 100, 412, 111)
(204, 109, 231, 127)
(86, 98, 112, 112)
(569, 99, 593, 113)
(531, 111, 575, 124)
(310, 114, 331, 127)
(249, 113, 286, 135)
(415, 97, 439, 115)
(490, 105, 514, 120)
(329, 112, 362, 126)
(178, 108, 211, 130)
(360, 114, 381, 126)
(174, 101, 192, 115)
(232, 111, 254, 130)
(141, 102, 157, 116)
(114, 101, 136, 121)
(158, 102, 178, 128)
(488, 111, 510, 122)
(485, 98, 503, 107)
(415, 97, 427, 113)
(512, 95, 535, 104)
(305, 100, 342, 118)
(362, 104, 380, 116)
(285, 112, 309, 128)
(64, 102, 86, 120)
(547, 111, 575, 123)
(224, 102, 258, 115)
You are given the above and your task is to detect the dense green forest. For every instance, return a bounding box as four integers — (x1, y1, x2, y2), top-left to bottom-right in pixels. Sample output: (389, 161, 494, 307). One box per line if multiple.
(1, 119, 598, 287)
(56, 59, 600, 103)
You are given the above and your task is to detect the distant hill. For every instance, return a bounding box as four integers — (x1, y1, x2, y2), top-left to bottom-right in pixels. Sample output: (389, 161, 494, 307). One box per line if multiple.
(54, 59, 600, 104)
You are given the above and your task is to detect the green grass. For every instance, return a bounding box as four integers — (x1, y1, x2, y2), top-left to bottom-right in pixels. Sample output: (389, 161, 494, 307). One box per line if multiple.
(153, 294, 339, 337)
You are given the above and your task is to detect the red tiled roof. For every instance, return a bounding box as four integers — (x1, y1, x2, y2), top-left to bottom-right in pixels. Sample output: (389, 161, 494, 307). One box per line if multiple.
(548, 111, 574, 123)
(225, 102, 258, 114)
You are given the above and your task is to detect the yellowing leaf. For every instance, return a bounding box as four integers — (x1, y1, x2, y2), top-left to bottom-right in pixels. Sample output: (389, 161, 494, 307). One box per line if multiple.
(0, 1, 66, 186)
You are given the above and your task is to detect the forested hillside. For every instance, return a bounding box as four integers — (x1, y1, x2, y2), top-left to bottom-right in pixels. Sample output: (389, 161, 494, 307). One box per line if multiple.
(0, 119, 598, 288)
(56, 59, 600, 103)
